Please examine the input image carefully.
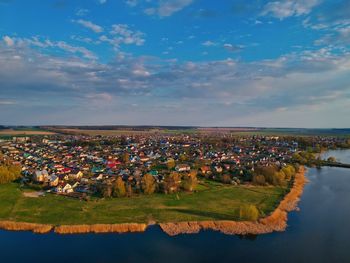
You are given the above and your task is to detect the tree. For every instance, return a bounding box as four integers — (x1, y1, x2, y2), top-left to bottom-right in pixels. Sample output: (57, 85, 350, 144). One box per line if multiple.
(252, 174, 266, 185)
(123, 153, 130, 164)
(112, 177, 126, 197)
(273, 171, 286, 186)
(126, 183, 133, 197)
(162, 172, 181, 194)
(141, 173, 156, 195)
(179, 154, 187, 162)
(221, 174, 231, 184)
(0, 163, 21, 185)
(281, 165, 296, 181)
(166, 158, 175, 170)
(253, 165, 287, 186)
(239, 205, 260, 221)
(102, 183, 112, 198)
(181, 171, 198, 191)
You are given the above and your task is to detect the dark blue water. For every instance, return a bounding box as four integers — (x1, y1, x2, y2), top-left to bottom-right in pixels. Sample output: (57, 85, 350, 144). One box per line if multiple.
(1, 150, 350, 263)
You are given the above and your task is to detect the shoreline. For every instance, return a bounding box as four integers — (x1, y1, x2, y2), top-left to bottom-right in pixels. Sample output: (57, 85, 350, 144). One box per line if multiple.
(0, 166, 307, 236)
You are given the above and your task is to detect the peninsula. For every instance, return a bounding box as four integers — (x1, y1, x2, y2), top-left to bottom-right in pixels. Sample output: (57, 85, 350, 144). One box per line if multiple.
(0, 127, 348, 235)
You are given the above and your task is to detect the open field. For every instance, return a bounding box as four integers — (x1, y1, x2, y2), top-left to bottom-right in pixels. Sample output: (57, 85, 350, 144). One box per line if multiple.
(57, 128, 171, 136)
(49, 126, 350, 137)
(0, 129, 55, 136)
(0, 182, 286, 225)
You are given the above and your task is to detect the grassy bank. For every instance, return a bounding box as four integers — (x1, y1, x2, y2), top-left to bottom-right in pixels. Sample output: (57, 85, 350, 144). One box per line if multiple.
(0, 182, 285, 225)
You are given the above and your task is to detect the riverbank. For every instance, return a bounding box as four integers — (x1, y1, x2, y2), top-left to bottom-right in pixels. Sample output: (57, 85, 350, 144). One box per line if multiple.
(0, 167, 306, 235)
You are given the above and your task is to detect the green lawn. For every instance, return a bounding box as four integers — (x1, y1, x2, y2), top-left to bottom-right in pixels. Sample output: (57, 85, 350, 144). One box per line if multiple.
(0, 183, 286, 225)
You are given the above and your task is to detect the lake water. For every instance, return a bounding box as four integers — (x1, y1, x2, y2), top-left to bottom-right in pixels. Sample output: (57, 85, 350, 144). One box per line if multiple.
(1, 150, 350, 263)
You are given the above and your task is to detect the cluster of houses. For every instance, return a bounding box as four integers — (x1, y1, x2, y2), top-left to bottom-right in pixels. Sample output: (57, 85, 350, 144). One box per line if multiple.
(1, 134, 301, 198)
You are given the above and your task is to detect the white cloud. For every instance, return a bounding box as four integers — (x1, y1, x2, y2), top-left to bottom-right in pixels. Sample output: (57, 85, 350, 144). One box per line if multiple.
(144, 8, 156, 15)
(1, 39, 349, 127)
(3, 36, 14, 46)
(142, 0, 194, 17)
(12, 36, 97, 60)
(76, 8, 89, 17)
(100, 24, 145, 49)
(158, 0, 194, 16)
(223, 43, 243, 52)
(132, 66, 151, 77)
(202, 40, 217, 46)
(125, 0, 138, 7)
(99, 0, 107, 4)
(74, 19, 104, 33)
(0, 99, 16, 105)
(261, 0, 321, 20)
(71, 35, 94, 44)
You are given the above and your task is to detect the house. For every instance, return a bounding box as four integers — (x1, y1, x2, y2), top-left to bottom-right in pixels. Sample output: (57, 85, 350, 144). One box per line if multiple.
(62, 167, 72, 174)
(62, 183, 74, 194)
(33, 170, 49, 182)
(200, 166, 211, 174)
(106, 160, 120, 169)
(175, 164, 191, 172)
(69, 171, 83, 180)
(48, 175, 59, 187)
(214, 166, 223, 173)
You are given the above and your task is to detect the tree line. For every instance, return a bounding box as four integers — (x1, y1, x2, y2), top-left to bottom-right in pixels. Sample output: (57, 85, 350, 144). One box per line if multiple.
(252, 164, 298, 187)
(98, 171, 198, 198)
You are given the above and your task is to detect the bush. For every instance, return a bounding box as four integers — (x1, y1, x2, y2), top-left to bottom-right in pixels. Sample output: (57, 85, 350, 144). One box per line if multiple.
(239, 205, 260, 221)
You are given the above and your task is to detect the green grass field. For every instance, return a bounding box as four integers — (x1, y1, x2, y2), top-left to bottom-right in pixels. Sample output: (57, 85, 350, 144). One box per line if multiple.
(0, 182, 286, 225)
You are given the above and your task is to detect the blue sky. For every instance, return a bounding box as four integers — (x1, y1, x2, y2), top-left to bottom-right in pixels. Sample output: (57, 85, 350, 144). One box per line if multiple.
(0, 0, 349, 127)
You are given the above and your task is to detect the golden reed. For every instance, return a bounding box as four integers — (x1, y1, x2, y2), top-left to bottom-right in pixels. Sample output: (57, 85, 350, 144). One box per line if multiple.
(0, 166, 306, 235)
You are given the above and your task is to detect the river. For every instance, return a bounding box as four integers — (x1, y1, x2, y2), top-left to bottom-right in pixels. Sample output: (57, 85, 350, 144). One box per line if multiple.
(1, 150, 350, 263)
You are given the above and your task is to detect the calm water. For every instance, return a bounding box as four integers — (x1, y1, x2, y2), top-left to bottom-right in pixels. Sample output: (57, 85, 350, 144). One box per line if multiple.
(1, 150, 350, 263)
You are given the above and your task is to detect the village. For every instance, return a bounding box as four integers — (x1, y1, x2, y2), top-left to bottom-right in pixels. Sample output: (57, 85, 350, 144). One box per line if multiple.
(0, 133, 306, 200)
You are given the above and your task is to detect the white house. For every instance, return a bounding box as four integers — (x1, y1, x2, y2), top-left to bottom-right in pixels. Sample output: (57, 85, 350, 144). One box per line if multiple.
(175, 164, 191, 172)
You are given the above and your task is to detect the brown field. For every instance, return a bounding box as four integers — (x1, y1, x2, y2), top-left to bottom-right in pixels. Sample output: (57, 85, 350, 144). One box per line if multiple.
(57, 128, 180, 136)
(0, 129, 55, 136)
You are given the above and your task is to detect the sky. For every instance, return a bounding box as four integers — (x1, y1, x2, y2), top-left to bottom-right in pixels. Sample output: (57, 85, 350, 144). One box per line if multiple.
(0, 0, 349, 127)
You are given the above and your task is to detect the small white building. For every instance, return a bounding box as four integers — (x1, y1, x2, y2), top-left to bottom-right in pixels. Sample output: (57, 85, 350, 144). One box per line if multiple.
(175, 164, 191, 172)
